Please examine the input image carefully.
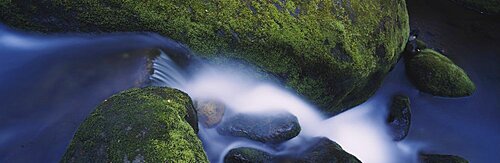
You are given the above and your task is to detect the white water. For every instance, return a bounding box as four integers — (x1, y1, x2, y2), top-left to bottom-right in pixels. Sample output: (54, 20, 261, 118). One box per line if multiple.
(152, 52, 421, 163)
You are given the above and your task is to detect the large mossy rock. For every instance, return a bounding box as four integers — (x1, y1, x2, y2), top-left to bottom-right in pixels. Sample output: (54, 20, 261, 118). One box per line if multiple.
(0, 0, 409, 116)
(420, 154, 469, 163)
(217, 112, 301, 143)
(61, 87, 208, 163)
(452, 0, 500, 14)
(406, 49, 476, 97)
(386, 95, 411, 141)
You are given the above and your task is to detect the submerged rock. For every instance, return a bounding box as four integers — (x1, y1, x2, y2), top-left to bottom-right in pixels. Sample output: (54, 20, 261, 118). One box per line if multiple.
(420, 154, 469, 163)
(406, 49, 476, 97)
(62, 87, 208, 163)
(217, 112, 301, 143)
(224, 147, 274, 163)
(195, 100, 225, 128)
(0, 0, 410, 116)
(387, 95, 411, 141)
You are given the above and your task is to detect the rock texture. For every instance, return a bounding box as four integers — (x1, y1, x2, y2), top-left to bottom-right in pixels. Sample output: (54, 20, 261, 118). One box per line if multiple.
(61, 87, 208, 163)
(387, 95, 411, 141)
(406, 49, 476, 97)
(0, 0, 409, 116)
(217, 112, 301, 143)
(195, 100, 225, 128)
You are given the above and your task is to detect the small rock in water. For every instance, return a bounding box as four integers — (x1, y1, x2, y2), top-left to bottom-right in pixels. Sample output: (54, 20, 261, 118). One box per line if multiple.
(386, 95, 411, 141)
(295, 137, 361, 163)
(216, 112, 301, 143)
(223, 147, 273, 163)
(420, 153, 469, 163)
(195, 100, 225, 128)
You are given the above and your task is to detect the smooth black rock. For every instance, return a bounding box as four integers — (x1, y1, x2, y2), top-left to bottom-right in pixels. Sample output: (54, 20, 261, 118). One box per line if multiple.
(224, 147, 273, 163)
(217, 112, 301, 143)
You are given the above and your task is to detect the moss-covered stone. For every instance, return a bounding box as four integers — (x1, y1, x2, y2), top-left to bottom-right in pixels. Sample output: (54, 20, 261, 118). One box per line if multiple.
(406, 49, 476, 97)
(61, 87, 208, 163)
(224, 147, 273, 163)
(217, 112, 301, 143)
(386, 95, 411, 141)
(297, 137, 361, 163)
(420, 154, 469, 163)
(0, 0, 409, 116)
(452, 0, 500, 14)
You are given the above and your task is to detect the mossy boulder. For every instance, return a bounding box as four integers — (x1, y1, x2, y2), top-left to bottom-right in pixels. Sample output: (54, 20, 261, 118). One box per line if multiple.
(0, 0, 409, 116)
(195, 99, 225, 128)
(386, 95, 411, 141)
(217, 112, 301, 143)
(420, 154, 469, 163)
(451, 0, 500, 14)
(224, 147, 273, 163)
(61, 87, 208, 163)
(406, 49, 476, 97)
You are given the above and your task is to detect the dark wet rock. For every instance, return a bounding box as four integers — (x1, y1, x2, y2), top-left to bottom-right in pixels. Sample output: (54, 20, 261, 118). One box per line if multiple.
(217, 112, 301, 143)
(224, 137, 360, 163)
(224, 147, 273, 163)
(61, 87, 208, 163)
(195, 100, 225, 128)
(406, 49, 476, 97)
(420, 154, 469, 163)
(387, 95, 411, 141)
(298, 137, 361, 163)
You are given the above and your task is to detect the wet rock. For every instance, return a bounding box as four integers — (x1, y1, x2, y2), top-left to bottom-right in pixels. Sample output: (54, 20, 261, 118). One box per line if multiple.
(420, 154, 469, 163)
(195, 100, 225, 128)
(406, 49, 476, 97)
(387, 95, 411, 141)
(224, 147, 273, 163)
(298, 137, 361, 163)
(62, 87, 208, 163)
(217, 112, 301, 143)
(451, 0, 500, 15)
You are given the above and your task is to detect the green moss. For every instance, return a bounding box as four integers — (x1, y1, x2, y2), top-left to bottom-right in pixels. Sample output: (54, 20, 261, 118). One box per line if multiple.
(0, 0, 409, 116)
(416, 39, 427, 50)
(452, 0, 500, 14)
(61, 87, 208, 163)
(406, 49, 476, 97)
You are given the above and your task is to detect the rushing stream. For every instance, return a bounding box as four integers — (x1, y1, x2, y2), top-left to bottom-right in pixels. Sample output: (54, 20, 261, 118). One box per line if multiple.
(1, 0, 499, 161)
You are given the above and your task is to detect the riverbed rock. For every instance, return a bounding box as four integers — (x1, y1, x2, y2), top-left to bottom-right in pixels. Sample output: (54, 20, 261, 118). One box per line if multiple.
(420, 154, 469, 163)
(406, 49, 476, 97)
(217, 112, 301, 143)
(0, 0, 410, 116)
(451, 0, 500, 15)
(223, 147, 274, 163)
(61, 87, 208, 163)
(195, 100, 225, 128)
(297, 137, 361, 163)
(387, 95, 411, 141)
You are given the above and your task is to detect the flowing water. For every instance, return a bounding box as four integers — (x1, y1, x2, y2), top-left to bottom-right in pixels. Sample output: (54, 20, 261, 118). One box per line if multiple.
(1, 1, 499, 160)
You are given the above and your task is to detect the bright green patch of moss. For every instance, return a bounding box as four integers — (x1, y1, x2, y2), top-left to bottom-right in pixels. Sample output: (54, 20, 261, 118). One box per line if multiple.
(0, 0, 409, 116)
(406, 49, 476, 97)
(61, 87, 208, 163)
